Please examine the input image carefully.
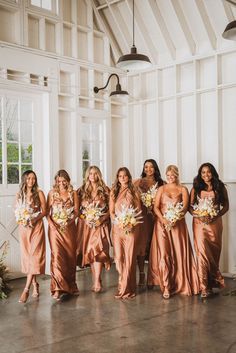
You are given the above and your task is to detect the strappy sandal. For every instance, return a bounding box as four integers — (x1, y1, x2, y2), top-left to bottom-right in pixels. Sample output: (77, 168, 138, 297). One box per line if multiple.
(32, 282, 39, 298)
(18, 288, 30, 303)
(163, 288, 170, 299)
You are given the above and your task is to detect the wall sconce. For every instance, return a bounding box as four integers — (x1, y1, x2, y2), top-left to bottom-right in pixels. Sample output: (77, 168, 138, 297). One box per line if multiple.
(93, 73, 128, 96)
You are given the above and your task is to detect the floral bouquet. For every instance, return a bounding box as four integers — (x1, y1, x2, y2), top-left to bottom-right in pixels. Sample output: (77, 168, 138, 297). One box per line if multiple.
(192, 196, 218, 223)
(80, 201, 106, 228)
(163, 201, 184, 231)
(52, 204, 74, 231)
(114, 204, 143, 235)
(15, 199, 40, 227)
(0, 242, 11, 299)
(141, 183, 158, 210)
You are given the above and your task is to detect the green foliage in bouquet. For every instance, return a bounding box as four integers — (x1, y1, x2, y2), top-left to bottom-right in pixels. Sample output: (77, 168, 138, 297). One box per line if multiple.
(0, 242, 11, 299)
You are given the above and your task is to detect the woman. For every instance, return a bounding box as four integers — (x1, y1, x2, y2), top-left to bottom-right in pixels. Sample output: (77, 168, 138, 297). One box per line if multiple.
(189, 163, 229, 298)
(47, 170, 79, 300)
(134, 159, 164, 286)
(148, 165, 199, 298)
(110, 167, 141, 299)
(77, 166, 111, 293)
(15, 170, 46, 303)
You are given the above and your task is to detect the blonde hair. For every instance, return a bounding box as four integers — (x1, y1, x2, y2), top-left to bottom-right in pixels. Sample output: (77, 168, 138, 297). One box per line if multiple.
(166, 165, 180, 184)
(79, 166, 108, 202)
(53, 169, 74, 202)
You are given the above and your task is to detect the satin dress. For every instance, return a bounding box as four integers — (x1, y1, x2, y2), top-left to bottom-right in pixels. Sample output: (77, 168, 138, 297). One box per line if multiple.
(48, 192, 78, 295)
(19, 199, 45, 275)
(134, 178, 156, 258)
(111, 187, 141, 299)
(148, 189, 199, 296)
(76, 188, 111, 267)
(193, 190, 225, 292)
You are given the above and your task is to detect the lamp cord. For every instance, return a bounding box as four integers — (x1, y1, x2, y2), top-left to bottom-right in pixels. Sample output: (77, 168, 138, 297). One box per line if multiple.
(132, 0, 135, 47)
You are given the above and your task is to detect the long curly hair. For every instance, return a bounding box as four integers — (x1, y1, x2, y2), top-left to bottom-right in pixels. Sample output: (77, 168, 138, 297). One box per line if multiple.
(112, 167, 136, 201)
(78, 166, 109, 203)
(141, 159, 164, 186)
(192, 163, 226, 205)
(19, 170, 40, 206)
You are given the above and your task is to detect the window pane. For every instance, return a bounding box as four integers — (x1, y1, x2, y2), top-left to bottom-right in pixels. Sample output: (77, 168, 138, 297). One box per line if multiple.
(82, 123, 90, 141)
(21, 144, 32, 163)
(91, 123, 101, 140)
(82, 142, 90, 160)
(20, 122, 33, 142)
(31, 0, 40, 6)
(83, 161, 90, 178)
(7, 143, 19, 163)
(0, 164, 2, 184)
(0, 119, 2, 140)
(91, 142, 100, 161)
(0, 143, 2, 163)
(42, 0, 52, 10)
(20, 100, 33, 122)
(7, 164, 19, 184)
(21, 164, 32, 175)
(6, 117, 18, 141)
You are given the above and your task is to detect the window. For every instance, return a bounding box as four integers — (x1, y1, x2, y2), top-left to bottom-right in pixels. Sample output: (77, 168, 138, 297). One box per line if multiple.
(30, 0, 58, 14)
(0, 96, 33, 185)
(82, 119, 105, 178)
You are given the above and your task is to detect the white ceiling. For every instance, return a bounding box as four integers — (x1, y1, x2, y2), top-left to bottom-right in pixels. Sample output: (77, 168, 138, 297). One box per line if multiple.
(92, 0, 236, 67)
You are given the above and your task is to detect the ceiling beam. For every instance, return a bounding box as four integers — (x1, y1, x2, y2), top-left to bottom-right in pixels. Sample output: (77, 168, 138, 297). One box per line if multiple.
(91, 0, 122, 63)
(170, 0, 196, 55)
(97, 0, 125, 11)
(148, 0, 176, 61)
(104, 0, 130, 52)
(125, 0, 157, 64)
(195, 0, 217, 50)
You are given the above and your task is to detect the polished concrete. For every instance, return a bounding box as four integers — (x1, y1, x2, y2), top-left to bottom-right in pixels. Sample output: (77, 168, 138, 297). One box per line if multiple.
(1, 266, 236, 353)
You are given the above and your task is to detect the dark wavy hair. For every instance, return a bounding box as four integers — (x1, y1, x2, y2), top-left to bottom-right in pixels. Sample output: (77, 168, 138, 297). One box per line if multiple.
(192, 163, 226, 205)
(141, 159, 164, 186)
(19, 170, 40, 206)
(112, 167, 136, 201)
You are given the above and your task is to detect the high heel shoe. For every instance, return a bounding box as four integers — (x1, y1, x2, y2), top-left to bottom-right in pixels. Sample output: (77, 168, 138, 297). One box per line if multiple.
(138, 272, 146, 286)
(18, 288, 29, 303)
(94, 279, 102, 293)
(32, 282, 39, 298)
(163, 288, 170, 299)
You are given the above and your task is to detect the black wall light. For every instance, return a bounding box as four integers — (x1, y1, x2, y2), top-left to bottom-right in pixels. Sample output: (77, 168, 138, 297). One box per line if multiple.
(94, 73, 128, 96)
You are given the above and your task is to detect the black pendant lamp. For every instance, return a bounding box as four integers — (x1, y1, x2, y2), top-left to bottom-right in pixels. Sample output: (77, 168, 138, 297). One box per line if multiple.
(222, 20, 236, 40)
(116, 0, 152, 71)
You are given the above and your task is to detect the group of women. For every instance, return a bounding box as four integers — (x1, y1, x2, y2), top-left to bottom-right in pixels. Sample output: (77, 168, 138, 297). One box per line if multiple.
(16, 160, 229, 303)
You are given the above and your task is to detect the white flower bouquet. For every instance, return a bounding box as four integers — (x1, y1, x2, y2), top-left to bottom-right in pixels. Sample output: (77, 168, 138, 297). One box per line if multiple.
(192, 196, 218, 223)
(52, 204, 74, 231)
(80, 201, 106, 228)
(141, 183, 158, 209)
(114, 204, 143, 235)
(163, 201, 184, 231)
(15, 199, 40, 227)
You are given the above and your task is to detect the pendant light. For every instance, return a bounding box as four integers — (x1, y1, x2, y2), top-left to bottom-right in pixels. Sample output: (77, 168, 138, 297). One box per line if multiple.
(222, 0, 236, 40)
(116, 0, 152, 71)
(94, 73, 128, 96)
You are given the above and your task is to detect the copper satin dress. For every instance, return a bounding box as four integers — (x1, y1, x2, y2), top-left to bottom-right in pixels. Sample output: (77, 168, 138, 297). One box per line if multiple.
(148, 188, 199, 295)
(134, 178, 156, 258)
(111, 187, 141, 299)
(48, 192, 78, 295)
(19, 200, 45, 274)
(193, 190, 225, 292)
(76, 188, 111, 267)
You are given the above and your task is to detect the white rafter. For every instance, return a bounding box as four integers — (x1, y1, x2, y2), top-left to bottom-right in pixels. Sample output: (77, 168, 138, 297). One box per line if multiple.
(125, 0, 157, 64)
(148, 0, 176, 61)
(91, 0, 122, 62)
(97, 0, 125, 11)
(104, 0, 130, 52)
(195, 0, 217, 50)
(170, 0, 196, 55)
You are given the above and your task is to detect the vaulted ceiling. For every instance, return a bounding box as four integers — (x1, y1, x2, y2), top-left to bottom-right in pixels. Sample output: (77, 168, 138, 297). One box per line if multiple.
(92, 0, 236, 67)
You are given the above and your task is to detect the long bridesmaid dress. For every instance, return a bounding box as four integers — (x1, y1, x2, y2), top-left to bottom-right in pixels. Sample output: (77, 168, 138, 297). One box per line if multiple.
(148, 187, 199, 296)
(76, 188, 111, 268)
(48, 192, 78, 295)
(19, 199, 45, 275)
(193, 190, 225, 292)
(134, 178, 156, 259)
(110, 187, 141, 299)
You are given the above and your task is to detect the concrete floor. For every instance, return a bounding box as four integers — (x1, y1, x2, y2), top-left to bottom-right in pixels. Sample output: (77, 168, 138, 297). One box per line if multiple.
(1, 265, 236, 353)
